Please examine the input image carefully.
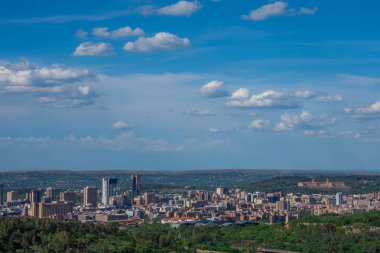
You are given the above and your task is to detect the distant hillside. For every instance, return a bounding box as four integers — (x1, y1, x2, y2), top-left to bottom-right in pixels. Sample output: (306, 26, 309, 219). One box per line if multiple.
(1, 170, 380, 193)
(0, 169, 282, 191)
(246, 175, 380, 194)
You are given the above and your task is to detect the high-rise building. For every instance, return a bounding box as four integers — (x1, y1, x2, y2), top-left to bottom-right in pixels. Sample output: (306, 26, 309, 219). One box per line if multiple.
(60, 191, 76, 203)
(134, 195, 143, 206)
(31, 190, 42, 203)
(131, 173, 141, 202)
(45, 187, 57, 201)
(245, 193, 252, 203)
(6, 191, 18, 202)
(336, 192, 343, 206)
(102, 178, 117, 206)
(61, 191, 75, 202)
(38, 201, 74, 219)
(84, 186, 98, 207)
(111, 194, 128, 207)
(143, 192, 155, 205)
(216, 187, 228, 195)
(31, 202, 39, 217)
(276, 199, 290, 211)
(0, 183, 3, 205)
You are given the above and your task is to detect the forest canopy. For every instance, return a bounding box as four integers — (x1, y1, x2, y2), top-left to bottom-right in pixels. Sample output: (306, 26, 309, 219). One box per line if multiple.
(1, 211, 380, 252)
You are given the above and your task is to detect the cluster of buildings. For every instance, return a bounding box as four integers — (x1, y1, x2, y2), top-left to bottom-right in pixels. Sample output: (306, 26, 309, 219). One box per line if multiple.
(156, 189, 380, 226)
(0, 173, 142, 220)
(298, 178, 349, 189)
(1, 176, 380, 227)
(309, 191, 380, 215)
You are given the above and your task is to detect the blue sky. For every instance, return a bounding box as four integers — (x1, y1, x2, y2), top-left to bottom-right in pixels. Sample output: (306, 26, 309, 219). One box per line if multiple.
(0, 0, 380, 171)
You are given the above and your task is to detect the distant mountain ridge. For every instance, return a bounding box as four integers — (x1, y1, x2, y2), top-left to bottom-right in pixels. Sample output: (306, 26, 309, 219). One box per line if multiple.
(1, 169, 380, 192)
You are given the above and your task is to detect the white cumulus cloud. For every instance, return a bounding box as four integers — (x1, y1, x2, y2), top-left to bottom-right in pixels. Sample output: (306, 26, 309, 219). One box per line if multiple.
(37, 85, 99, 108)
(242, 1, 318, 21)
(123, 32, 190, 52)
(73, 42, 114, 56)
(0, 62, 94, 86)
(0, 61, 99, 108)
(274, 111, 335, 132)
(295, 90, 316, 99)
(110, 121, 130, 130)
(199, 80, 229, 98)
(248, 119, 272, 131)
(356, 101, 380, 114)
(274, 111, 313, 131)
(295, 90, 343, 103)
(242, 1, 288, 21)
(231, 88, 250, 99)
(345, 101, 380, 121)
(157, 1, 201, 16)
(227, 90, 299, 109)
(93, 26, 144, 39)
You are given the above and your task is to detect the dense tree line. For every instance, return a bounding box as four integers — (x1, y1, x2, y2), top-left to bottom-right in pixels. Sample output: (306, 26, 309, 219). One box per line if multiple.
(1, 212, 380, 252)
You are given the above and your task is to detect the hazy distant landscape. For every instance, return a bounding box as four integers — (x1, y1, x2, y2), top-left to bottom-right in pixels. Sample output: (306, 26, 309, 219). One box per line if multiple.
(1, 169, 380, 194)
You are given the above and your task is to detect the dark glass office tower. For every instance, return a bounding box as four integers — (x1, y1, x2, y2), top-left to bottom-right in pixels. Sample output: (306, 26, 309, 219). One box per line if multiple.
(131, 173, 141, 202)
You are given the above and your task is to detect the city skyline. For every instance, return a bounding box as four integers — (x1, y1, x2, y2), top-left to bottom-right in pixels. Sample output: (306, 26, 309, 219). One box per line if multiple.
(1, 172, 378, 223)
(1, 0, 380, 170)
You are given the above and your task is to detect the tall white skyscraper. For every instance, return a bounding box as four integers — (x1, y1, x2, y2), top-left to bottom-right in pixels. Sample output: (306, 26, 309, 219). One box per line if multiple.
(336, 192, 343, 206)
(102, 178, 117, 206)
